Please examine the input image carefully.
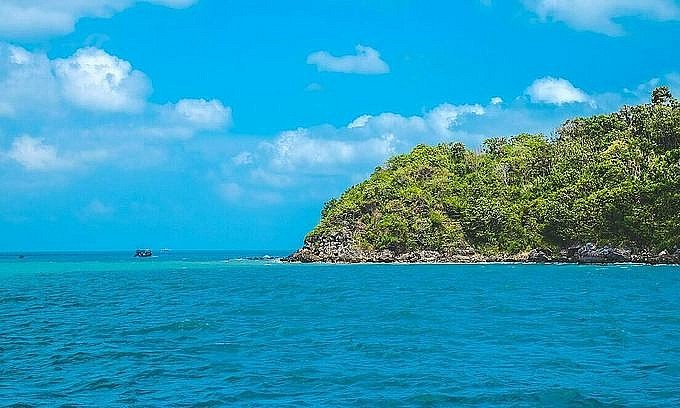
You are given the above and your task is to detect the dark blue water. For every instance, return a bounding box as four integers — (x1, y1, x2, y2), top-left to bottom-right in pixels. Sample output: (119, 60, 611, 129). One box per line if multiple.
(1, 252, 679, 406)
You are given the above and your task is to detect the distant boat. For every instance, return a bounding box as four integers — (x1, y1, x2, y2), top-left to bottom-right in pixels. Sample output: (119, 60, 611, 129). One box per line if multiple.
(135, 249, 153, 258)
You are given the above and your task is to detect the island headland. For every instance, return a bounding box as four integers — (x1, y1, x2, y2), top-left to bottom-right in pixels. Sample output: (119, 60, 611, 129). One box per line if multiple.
(285, 88, 680, 264)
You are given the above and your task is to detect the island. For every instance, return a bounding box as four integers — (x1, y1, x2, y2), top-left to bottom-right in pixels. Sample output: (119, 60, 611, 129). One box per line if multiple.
(286, 88, 680, 264)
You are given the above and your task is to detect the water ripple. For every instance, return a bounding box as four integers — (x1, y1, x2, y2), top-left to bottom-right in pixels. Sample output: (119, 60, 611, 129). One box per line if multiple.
(1, 256, 680, 406)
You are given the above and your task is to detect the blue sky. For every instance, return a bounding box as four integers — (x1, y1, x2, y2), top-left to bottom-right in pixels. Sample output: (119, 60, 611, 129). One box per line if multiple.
(0, 0, 679, 251)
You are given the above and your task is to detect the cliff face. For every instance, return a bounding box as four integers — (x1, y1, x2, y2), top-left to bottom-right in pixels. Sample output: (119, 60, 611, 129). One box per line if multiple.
(287, 88, 680, 264)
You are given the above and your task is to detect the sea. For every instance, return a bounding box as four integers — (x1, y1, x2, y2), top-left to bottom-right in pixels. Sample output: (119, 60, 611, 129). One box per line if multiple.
(1, 251, 679, 407)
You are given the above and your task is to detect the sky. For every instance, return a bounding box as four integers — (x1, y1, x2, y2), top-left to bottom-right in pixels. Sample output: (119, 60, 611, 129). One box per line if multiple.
(0, 0, 679, 251)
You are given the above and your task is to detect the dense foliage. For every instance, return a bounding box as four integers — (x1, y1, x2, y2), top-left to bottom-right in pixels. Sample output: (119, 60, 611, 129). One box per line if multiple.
(310, 88, 680, 255)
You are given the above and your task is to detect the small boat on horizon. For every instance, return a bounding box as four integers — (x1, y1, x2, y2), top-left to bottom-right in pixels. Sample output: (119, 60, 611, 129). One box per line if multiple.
(135, 249, 153, 258)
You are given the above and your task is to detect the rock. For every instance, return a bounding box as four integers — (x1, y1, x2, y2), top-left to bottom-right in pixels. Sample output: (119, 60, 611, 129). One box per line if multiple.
(376, 250, 396, 263)
(284, 232, 666, 265)
(575, 243, 631, 263)
(654, 249, 678, 264)
(418, 251, 442, 263)
(566, 246, 581, 259)
(528, 249, 551, 263)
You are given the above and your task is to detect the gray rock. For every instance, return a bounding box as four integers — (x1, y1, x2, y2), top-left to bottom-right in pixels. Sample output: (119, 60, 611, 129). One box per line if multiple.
(575, 243, 631, 263)
(284, 230, 670, 264)
(528, 249, 551, 263)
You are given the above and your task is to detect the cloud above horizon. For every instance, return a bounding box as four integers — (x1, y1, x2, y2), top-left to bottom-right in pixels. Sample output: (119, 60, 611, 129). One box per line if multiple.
(0, 43, 231, 123)
(0, 0, 198, 39)
(54, 47, 151, 113)
(0, 42, 230, 173)
(307, 45, 390, 75)
(1, 36, 676, 209)
(217, 73, 680, 205)
(526, 77, 591, 105)
(523, 0, 680, 35)
(3, 135, 110, 171)
(264, 103, 485, 172)
(216, 103, 492, 203)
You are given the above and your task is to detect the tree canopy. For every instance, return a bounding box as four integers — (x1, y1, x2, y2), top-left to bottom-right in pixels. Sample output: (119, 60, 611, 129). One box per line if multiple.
(308, 89, 680, 255)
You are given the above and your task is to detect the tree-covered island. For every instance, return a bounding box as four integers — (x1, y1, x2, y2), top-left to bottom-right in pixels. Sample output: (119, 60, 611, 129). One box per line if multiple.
(286, 88, 680, 264)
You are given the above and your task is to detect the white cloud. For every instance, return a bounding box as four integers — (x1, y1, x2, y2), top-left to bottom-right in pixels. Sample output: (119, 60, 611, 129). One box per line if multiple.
(1, 44, 154, 116)
(623, 72, 680, 99)
(347, 115, 372, 129)
(0, 44, 60, 117)
(258, 103, 484, 176)
(523, 0, 680, 35)
(0, 0, 198, 39)
(491, 96, 504, 105)
(526, 77, 590, 105)
(307, 45, 390, 75)
(425, 104, 486, 135)
(344, 104, 484, 140)
(5, 135, 74, 171)
(172, 99, 231, 130)
(138, 99, 232, 138)
(266, 128, 397, 171)
(215, 103, 486, 204)
(54, 47, 151, 113)
(0, 43, 231, 144)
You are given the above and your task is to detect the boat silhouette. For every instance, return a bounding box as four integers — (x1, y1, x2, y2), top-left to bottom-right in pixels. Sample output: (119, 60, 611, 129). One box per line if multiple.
(134, 249, 153, 258)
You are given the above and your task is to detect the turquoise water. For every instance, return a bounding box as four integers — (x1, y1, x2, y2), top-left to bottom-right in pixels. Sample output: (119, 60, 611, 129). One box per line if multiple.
(1, 252, 679, 406)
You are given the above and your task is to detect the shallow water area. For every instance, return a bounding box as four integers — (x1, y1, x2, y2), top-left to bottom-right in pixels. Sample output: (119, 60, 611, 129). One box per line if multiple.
(1, 251, 679, 406)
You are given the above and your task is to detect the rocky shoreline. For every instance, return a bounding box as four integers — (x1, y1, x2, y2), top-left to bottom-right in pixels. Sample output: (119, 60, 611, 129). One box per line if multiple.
(283, 232, 680, 265)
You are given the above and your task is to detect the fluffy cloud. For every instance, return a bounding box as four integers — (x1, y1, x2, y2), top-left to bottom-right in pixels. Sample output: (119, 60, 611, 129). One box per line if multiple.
(214, 103, 485, 204)
(171, 99, 232, 130)
(5, 136, 73, 171)
(265, 129, 396, 171)
(1, 43, 230, 135)
(425, 104, 486, 135)
(0, 0, 198, 39)
(0, 43, 231, 176)
(134, 99, 232, 138)
(54, 48, 151, 113)
(523, 0, 680, 35)
(1, 44, 151, 115)
(256, 103, 484, 177)
(307, 45, 390, 75)
(526, 77, 590, 105)
(3, 135, 108, 171)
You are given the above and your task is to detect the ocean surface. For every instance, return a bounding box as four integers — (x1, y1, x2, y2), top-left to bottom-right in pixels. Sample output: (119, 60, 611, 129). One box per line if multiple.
(1, 251, 679, 407)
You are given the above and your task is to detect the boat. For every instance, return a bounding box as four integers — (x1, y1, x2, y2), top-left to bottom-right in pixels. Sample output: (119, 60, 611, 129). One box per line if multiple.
(135, 249, 153, 258)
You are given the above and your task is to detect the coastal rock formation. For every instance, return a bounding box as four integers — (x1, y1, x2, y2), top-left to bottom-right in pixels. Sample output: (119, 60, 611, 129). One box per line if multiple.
(284, 227, 486, 263)
(286, 89, 680, 265)
(285, 238, 680, 265)
(573, 243, 631, 263)
(527, 249, 551, 263)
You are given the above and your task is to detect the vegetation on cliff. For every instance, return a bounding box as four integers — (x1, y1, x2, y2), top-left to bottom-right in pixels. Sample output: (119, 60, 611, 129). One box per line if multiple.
(305, 88, 680, 258)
